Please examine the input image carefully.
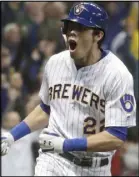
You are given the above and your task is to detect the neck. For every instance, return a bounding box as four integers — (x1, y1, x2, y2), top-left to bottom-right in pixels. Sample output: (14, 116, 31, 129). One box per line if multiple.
(79, 46, 102, 66)
(89, 47, 102, 65)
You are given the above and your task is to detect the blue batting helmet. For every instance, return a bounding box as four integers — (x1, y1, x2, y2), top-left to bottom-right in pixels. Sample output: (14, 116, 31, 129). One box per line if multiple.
(61, 2, 109, 34)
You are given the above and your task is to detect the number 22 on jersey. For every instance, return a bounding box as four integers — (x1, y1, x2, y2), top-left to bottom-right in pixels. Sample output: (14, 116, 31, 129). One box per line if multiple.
(84, 117, 105, 135)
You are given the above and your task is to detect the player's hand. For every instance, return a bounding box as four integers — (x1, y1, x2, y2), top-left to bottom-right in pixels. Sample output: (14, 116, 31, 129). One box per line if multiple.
(1, 132, 14, 156)
(39, 129, 65, 153)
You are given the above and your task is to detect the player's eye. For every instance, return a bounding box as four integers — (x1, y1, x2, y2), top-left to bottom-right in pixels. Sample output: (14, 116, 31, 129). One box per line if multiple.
(67, 22, 89, 32)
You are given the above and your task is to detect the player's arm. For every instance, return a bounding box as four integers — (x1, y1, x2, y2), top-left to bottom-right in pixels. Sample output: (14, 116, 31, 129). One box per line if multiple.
(86, 128, 125, 152)
(24, 103, 49, 132)
(38, 127, 126, 153)
(62, 127, 126, 152)
(10, 102, 49, 141)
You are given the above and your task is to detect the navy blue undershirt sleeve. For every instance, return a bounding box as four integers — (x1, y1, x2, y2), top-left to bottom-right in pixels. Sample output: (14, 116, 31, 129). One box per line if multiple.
(105, 127, 128, 141)
(40, 101, 50, 115)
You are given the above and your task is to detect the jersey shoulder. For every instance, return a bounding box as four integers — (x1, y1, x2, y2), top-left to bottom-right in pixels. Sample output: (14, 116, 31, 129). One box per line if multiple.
(104, 51, 134, 98)
(106, 51, 133, 79)
(48, 50, 70, 64)
(43, 50, 70, 72)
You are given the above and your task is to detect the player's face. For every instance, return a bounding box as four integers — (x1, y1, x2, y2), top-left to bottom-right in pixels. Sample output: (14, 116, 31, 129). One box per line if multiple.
(66, 22, 95, 63)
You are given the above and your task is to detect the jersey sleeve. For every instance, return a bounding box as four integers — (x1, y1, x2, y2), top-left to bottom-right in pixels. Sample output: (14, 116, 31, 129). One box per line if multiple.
(105, 71, 136, 128)
(39, 61, 50, 106)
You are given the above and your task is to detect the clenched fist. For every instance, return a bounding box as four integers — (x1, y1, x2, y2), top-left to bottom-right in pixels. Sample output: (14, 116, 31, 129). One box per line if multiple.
(39, 129, 65, 153)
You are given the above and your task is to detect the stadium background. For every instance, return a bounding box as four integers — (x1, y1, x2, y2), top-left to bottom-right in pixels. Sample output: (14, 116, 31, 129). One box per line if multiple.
(1, 2, 138, 176)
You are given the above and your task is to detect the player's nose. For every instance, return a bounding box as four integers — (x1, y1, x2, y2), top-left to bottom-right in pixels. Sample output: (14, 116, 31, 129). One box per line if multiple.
(67, 29, 79, 40)
(68, 30, 77, 38)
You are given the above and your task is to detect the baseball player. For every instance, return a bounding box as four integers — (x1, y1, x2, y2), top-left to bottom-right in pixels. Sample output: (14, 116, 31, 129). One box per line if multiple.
(1, 2, 136, 176)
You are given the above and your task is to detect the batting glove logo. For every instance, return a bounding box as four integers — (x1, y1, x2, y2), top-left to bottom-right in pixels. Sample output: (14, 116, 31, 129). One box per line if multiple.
(120, 94, 134, 113)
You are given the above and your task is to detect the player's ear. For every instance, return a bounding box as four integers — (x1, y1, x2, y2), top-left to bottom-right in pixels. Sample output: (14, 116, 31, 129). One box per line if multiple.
(93, 29, 104, 42)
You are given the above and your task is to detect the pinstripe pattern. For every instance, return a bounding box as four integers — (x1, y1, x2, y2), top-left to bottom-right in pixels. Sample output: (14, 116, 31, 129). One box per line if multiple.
(35, 151, 112, 176)
(37, 50, 136, 176)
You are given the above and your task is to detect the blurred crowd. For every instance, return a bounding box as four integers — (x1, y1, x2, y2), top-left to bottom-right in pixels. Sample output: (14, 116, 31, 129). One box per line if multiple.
(1, 2, 139, 176)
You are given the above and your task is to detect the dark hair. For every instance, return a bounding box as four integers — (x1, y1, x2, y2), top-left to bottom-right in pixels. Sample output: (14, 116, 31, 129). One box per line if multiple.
(93, 28, 105, 48)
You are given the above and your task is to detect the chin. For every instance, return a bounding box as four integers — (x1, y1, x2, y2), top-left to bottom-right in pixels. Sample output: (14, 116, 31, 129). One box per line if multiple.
(70, 53, 85, 66)
(70, 52, 75, 58)
(70, 50, 80, 61)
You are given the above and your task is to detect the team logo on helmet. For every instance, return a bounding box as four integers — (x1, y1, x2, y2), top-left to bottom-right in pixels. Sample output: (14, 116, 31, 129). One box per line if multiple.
(74, 4, 84, 15)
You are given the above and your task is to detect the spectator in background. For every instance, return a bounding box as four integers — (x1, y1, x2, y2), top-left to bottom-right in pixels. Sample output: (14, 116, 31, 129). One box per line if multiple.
(21, 48, 44, 94)
(1, 46, 12, 78)
(1, 2, 24, 27)
(128, 2, 139, 107)
(10, 72, 23, 91)
(111, 16, 138, 101)
(38, 2, 67, 53)
(3, 23, 21, 60)
(102, 2, 131, 49)
(111, 17, 137, 74)
(119, 126, 139, 176)
(1, 46, 11, 115)
(1, 74, 9, 116)
(22, 2, 46, 26)
(6, 72, 26, 118)
(38, 38, 57, 60)
(21, 2, 46, 56)
(35, 38, 57, 89)
(129, 2, 139, 53)
(43, 2, 67, 19)
(2, 23, 26, 71)
(1, 111, 39, 176)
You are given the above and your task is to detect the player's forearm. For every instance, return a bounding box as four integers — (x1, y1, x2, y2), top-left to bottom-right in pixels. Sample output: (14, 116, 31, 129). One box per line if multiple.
(62, 130, 124, 153)
(24, 105, 49, 132)
(10, 105, 49, 141)
(86, 131, 124, 152)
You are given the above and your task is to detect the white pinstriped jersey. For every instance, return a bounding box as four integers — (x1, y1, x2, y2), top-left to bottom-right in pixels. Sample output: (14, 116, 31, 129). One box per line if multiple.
(39, 50, 136, 158)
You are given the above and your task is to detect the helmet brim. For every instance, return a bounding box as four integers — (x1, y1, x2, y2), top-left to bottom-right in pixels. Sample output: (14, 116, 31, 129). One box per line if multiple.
(61, 17, 101, 29)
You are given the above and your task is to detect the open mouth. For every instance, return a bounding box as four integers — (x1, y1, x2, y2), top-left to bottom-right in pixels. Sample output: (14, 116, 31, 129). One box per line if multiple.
(69, 40, 77, 51)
